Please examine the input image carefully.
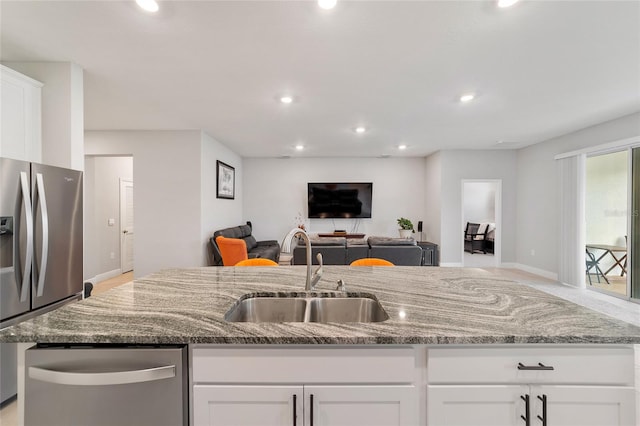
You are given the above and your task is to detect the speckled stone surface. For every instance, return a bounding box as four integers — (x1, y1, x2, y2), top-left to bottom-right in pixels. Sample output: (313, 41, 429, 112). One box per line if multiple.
(1, 266, 640, 345)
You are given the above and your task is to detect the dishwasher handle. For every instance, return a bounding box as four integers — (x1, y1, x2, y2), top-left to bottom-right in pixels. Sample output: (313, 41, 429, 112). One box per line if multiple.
(28, 365, 176, 386)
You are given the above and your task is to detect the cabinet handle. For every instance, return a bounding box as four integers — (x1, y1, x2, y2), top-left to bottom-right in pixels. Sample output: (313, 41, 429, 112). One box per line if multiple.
(537, 394, 547, 426)
(520, 395, 530, 426)
(292, 394, 297, 426)
(517, 362, 554, 371)
(310, 394, 314, 426)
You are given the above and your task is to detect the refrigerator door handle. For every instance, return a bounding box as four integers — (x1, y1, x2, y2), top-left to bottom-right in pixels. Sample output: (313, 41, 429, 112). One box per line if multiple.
(34, 173, 49, 297)
(18, 171, 34, 302)
(28, 365, 176, 386)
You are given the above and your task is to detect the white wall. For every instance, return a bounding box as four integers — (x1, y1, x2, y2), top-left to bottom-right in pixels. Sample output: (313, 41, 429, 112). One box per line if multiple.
(85, 130, 203, 278)
(439, 150, 518, 265)
(84, 156, 133, 281)
(3, 62, 84, 170)
(423, 152, 442, 245)
(243, 157, 426, 245)
(517, 112, 640, 276)
(463, 182, 496, 224)
(201, 132, 243, 265)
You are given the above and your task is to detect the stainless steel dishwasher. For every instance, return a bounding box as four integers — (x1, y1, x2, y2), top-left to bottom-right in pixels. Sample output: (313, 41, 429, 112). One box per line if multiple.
(25, 344, 188, 426)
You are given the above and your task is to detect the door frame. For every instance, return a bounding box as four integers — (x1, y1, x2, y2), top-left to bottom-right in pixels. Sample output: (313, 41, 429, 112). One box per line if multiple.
(461, 179, 502, 267)
(119, 178, 133, 273)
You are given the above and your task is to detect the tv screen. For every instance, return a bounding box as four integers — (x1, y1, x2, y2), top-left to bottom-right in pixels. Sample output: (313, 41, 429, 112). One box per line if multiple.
(307, 182, 373, 218)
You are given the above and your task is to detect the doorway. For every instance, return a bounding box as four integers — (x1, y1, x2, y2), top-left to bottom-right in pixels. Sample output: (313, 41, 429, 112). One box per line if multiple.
(462, 180, 502, 267)
(120, 179, 134, 273)
(83, 155, 133, 283)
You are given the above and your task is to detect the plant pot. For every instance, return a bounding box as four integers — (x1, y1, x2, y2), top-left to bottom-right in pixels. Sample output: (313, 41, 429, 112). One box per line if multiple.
(399, 229, 413, 239)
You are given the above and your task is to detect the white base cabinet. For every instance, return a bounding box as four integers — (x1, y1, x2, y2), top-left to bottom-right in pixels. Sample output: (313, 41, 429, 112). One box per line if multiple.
(193, 385, 417, 426)
(191, 345, 636, 426)
(427, 346, 636, 426)
(191, 347, 420, 426)
(428, 385, 635, 426)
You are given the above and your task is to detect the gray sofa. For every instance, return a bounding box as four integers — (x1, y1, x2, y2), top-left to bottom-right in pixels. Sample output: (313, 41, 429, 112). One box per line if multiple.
(292, 236, 423, 266)
(208, 221, 280, 266)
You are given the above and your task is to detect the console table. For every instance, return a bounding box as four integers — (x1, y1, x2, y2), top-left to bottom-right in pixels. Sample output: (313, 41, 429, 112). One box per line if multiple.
(318, 233, 366, 239)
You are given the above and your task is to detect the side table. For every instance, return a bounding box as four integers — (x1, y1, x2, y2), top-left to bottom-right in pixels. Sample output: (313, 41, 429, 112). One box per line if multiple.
(417, 241, 439, 266)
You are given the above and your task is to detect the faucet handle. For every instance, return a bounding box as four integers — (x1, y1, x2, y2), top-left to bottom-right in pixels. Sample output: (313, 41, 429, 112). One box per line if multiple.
(316, 252, 323, 268)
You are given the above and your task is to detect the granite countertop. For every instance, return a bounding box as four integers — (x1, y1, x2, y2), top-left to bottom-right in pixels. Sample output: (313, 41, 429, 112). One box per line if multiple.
(1, 266, 640, 345)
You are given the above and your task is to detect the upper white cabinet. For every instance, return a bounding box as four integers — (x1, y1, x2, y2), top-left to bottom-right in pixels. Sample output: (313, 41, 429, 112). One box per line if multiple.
(0, 64, 42, 162)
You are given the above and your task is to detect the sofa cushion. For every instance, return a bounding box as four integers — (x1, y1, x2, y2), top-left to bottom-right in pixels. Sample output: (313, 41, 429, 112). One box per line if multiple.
(243, 235, 258, 251)
(368, 236, 417, 246)
(369, 245, 422, 265)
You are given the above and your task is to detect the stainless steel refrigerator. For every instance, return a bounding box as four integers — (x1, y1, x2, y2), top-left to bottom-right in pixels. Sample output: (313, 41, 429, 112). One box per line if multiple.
(0, 157, 83, 402)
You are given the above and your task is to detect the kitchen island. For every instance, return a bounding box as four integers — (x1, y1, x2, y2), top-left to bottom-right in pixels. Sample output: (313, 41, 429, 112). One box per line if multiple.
(1, 266, 639, 425)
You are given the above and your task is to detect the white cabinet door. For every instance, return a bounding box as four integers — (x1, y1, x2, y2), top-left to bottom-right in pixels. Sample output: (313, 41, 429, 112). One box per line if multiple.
(531, 385, 636, 426)
(193, 385, 302, 426)
(306, 385, 417, 426)
(0, 65, 42, 162)
(428, 385, 528, 426)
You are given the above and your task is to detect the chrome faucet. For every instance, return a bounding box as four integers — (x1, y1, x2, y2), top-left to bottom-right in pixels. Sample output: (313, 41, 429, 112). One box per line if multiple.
(292, 229, 323, 290)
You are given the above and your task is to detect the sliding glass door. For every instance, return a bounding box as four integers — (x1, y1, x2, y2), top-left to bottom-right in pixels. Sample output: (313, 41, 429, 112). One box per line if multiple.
(585, 150, 630, 299)
(631, 148, 640, 300)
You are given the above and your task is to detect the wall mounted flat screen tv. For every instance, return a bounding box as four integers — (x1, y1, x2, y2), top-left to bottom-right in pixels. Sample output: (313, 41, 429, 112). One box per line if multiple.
(307, 182, 373, 218)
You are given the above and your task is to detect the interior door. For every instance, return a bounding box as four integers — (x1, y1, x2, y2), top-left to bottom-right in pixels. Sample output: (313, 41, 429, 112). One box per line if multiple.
(120, 179, 134, 273)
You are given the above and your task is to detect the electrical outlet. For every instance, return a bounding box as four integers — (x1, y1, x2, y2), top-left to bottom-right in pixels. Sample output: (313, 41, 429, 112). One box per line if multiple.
(530, 249, 535, 256)
(110, 252, 115, 259)
(107, 218, 115, 226)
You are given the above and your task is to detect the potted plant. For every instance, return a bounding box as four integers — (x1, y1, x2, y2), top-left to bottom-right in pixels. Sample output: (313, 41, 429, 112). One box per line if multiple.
(397, 217, 414, 239)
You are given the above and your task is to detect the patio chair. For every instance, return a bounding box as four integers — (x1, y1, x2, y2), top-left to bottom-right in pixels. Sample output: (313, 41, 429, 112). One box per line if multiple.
(585, 249, 609, 285)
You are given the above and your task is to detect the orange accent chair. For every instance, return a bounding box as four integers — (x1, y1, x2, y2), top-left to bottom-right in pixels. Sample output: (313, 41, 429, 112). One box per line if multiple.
(215, 236, 248, 266)
(350, 258, 394, 266)
(235, 258, 279, 267)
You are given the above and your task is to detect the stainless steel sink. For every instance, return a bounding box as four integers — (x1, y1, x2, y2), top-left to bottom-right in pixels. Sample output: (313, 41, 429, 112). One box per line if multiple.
(306, 298, 389, 323)
(225, 294, 389, 323)
(224, 297, 307, 322)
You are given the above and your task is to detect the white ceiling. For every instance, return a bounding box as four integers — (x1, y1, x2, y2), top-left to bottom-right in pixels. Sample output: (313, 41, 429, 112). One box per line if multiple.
(1, 1, 639, 158)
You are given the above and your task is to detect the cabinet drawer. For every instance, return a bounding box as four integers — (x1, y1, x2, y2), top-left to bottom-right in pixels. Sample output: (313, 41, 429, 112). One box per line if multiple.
(427, 346, 634, 385)
(193, 346, 417, 384)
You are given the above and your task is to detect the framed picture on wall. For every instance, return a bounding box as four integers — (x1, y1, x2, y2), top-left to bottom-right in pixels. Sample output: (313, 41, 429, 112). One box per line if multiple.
(216, 160, 235, 199)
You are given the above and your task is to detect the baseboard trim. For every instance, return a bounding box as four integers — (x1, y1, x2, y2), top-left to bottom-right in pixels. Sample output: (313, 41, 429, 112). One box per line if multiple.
(88, 268, 122, 285)
(501, 263, 558, 281)
(440, 262, 464, 267)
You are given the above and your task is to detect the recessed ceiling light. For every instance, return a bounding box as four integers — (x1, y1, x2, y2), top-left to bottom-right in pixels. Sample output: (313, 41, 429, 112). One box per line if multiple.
(355, 126, 366, 134)
(136, 0, 159, 13)
(318, 0, 337, 10)
(295, 144, 304, 151)
(280, 96, 293, 104)
(460, 93, 475, 103)
(497, 0, 520, 8)
(398, 144, 407, 150)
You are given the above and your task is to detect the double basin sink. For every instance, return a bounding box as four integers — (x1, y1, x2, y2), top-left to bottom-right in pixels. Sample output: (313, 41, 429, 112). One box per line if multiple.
(225, 292, 389, 323)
